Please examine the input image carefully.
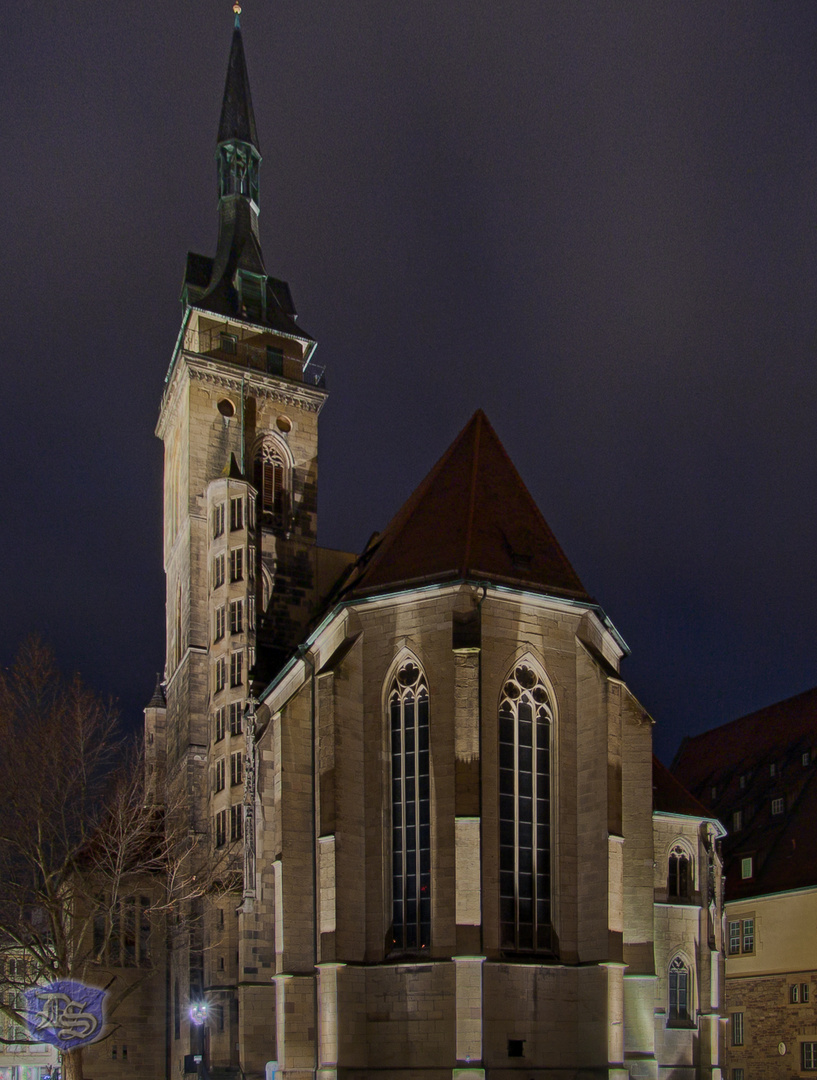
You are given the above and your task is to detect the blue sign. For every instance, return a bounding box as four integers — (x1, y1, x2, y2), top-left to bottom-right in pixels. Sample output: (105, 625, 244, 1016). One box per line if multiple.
(24, 980, 107, 1050)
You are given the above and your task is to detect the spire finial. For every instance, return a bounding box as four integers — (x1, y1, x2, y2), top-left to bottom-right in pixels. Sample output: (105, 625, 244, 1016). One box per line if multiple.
(233, 1, 241, 28)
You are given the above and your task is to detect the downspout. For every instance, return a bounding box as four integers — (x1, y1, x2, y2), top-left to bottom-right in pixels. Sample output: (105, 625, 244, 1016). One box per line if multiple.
(475, 582, 489, 1065)
(297, 644, 319, 1075)
(240, 376, 246, 476)
(475, 583, 489, 957)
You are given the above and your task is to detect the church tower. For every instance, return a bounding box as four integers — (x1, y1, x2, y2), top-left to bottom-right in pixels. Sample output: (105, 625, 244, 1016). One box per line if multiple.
(150, 10, 347, 1075)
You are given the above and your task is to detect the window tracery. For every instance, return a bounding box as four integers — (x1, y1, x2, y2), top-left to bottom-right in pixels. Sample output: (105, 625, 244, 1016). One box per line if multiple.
(668, 843, 693, 900)
(253, 437, 289, 521)
(499, 662, 552, 952)
(668, 955, 691, 1025)
(389, 659, 430, 952)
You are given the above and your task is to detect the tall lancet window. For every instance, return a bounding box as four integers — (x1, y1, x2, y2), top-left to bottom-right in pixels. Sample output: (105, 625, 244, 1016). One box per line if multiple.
(499, 662, 552, 952)
(253, 438, 288, 519)
(389, 660, 430, 951)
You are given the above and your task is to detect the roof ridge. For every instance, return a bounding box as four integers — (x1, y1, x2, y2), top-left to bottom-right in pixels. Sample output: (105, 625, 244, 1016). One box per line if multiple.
(681, 683, 817, 748)
(461, 411, 483, 574)
(478, 415, 586, 586)
(349, 409, 483, 586)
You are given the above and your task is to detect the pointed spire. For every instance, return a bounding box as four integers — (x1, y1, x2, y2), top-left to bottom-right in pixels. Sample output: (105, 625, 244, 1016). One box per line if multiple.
(218, 10, 259, 151)
(146, 673, 166, 709)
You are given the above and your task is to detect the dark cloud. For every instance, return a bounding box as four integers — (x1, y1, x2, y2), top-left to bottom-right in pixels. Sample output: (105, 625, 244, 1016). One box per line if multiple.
(3, 1, 816, 763)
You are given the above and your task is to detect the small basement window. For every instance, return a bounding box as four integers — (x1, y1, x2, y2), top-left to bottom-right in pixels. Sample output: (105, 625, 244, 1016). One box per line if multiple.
(507, 1039, 524, 1058)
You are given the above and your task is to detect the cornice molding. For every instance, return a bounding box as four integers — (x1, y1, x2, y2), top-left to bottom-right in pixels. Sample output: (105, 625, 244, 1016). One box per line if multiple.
(157, 351, 326, 439)
(186, 355, 325, 413)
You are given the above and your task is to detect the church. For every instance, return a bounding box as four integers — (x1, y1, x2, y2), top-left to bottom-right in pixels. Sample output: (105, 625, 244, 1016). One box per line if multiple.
(88, 11, 726, 1079)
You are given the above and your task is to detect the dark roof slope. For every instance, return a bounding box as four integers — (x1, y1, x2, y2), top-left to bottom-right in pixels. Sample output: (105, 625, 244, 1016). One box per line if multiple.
(653, 755, 710, 818)
(727, 771, 817, 901)
(671, 685, 817, 900)
(340, 410, 591, 602)
(218, 22, 259, 149)
(673, 685, 817, 792)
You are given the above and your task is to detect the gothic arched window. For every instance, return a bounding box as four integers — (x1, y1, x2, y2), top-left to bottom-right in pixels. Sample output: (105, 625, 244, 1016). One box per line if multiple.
(389, 660, 430, 952)
(253, 438, 288, 520)
(668, 844, 693, 900)
(499, 662, 552, 953)
(668, 955, 690, 1025)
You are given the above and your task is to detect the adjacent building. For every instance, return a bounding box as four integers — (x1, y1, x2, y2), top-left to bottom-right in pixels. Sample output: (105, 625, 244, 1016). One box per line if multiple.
(0, 953, 59, 1080)
(673, 686, 817, 1079)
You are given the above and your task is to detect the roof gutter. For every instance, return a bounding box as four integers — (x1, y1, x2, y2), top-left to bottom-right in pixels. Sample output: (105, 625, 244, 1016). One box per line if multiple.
(259, 577, 628, 706)
(653, 809, 727, 839)
(164, 304, 193, 387)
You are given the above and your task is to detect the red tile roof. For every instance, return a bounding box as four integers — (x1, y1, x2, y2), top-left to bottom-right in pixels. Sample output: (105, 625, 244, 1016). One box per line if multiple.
(653, 755, 710, 818)
(340, 410, 592, 603)
(671, 686, 817, 900)
(672, 685, 817, 793)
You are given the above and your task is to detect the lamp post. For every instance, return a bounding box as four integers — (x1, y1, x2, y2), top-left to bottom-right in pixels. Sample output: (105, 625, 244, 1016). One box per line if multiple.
(190, 1001, 208, 1079)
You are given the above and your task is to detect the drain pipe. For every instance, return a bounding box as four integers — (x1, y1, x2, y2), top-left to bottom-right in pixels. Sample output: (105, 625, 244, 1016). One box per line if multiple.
(475, 583, 489, 953)
(297, 644, 320, 1076)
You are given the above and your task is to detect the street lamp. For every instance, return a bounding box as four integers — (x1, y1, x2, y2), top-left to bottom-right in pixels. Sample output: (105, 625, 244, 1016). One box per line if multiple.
(190, 1001, 208, 1078)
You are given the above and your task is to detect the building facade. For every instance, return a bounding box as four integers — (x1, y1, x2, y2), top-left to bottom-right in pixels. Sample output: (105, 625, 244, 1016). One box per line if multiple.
(84, 12, 726, 1079)
(673, 687, 817, 1080)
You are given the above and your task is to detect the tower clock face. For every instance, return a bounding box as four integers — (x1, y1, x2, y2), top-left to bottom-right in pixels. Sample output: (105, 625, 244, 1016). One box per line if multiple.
(778, 1042, 787, 1056)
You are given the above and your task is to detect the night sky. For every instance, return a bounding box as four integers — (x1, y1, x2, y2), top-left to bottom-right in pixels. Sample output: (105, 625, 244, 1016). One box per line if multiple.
(3, 2, 817, 765)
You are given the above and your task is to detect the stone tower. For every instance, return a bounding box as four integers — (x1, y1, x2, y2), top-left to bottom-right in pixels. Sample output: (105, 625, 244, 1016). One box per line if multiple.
(149, 12, 349, 1075)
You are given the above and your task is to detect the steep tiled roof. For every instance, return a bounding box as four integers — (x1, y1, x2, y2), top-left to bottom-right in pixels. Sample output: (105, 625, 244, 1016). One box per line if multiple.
(671, 686, 817, 900)
(339, 410, 592, 603)
(653, 755, 710, 818)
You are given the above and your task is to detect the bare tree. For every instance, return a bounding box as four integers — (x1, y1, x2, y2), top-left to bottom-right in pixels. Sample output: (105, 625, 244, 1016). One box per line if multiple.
(0, 638, 216, 1080)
